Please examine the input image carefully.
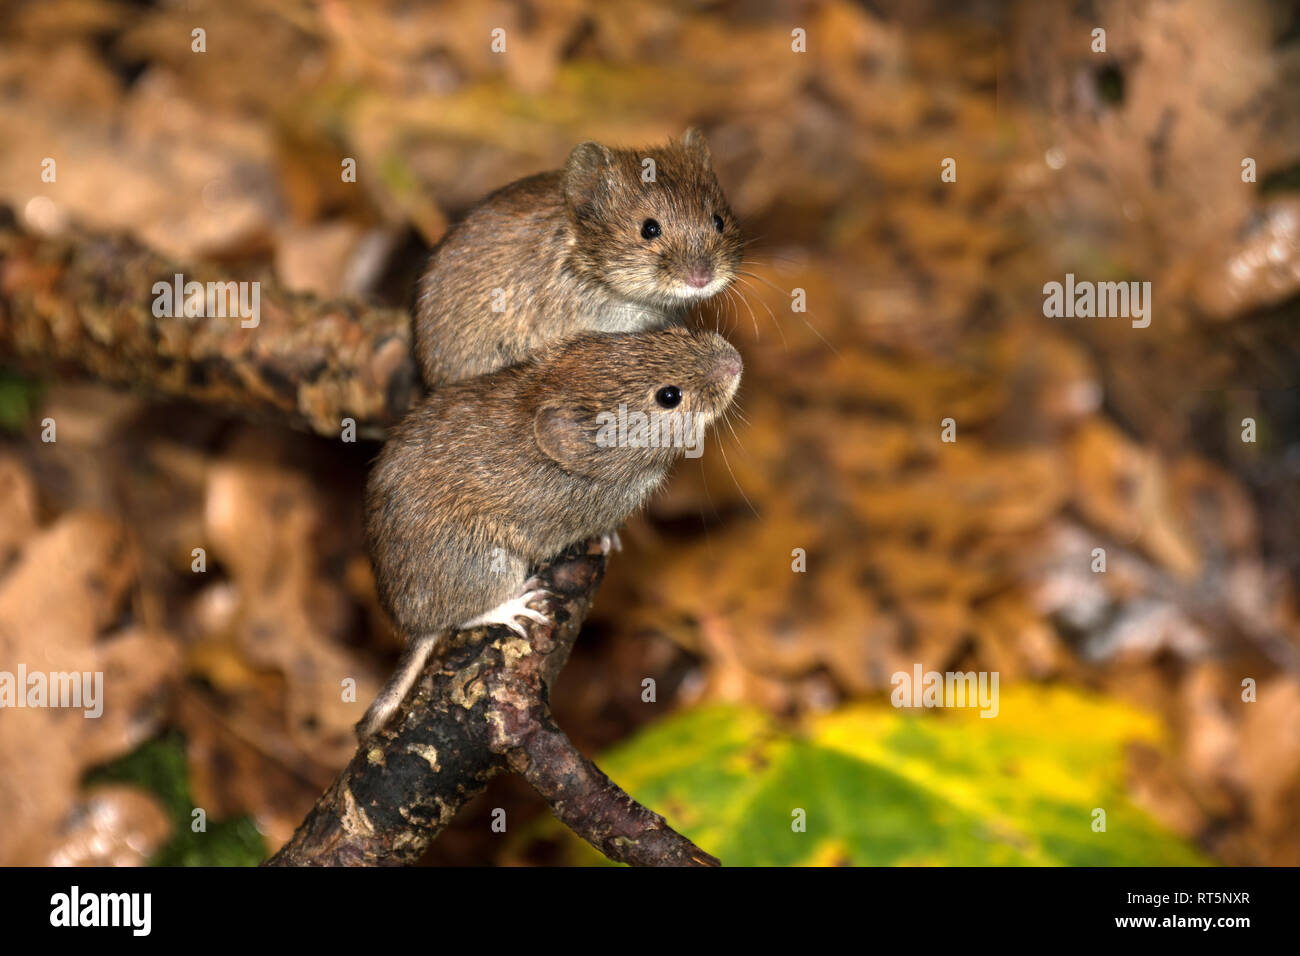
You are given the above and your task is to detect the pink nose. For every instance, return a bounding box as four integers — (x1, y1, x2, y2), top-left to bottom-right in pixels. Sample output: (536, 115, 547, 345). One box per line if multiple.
(711, 352, 743, 381)
(685, 266, 714, 288)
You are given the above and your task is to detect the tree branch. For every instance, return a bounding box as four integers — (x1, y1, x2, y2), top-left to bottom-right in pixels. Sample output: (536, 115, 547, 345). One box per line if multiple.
(264, 540, 718, 867)
(517, 717, 719, 866)
(0, 207, 416, 438)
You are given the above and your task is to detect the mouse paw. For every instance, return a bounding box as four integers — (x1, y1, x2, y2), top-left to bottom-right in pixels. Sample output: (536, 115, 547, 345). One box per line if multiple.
(459, 591, 552, 638)
(597, 531, 623, 554)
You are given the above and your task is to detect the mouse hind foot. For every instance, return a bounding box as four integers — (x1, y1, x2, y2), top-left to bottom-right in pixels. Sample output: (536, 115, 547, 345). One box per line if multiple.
(458, 589, 553, 638)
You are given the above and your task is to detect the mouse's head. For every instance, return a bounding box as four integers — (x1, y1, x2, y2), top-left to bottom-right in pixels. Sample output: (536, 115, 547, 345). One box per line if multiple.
(563, 129, 743, 308)
(530, 327, 743, 481)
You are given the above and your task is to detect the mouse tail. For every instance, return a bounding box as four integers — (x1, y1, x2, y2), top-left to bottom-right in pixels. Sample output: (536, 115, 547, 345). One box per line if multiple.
(355, 629, 448, 741)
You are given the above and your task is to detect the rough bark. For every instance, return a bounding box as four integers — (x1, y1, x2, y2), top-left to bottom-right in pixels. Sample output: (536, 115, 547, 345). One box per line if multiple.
(265, 539, 719, 867)
(0, 208, 417, 438)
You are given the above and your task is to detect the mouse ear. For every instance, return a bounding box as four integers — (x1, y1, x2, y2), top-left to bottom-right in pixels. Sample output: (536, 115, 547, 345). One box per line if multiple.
(682, 127, 711, 163)
(534, 402, 601, 475)
(563, 141, 613, 211)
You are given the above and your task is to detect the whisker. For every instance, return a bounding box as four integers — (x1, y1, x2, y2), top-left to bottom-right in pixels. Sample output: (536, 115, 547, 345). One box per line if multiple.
(705, 292, 726, 335)
(695, 454, 717, 552)
(735, 269, 790, 296)
(721, 286, 744, 338)
(732, 275, 786, 347)
(739, 247, 803, 267)
(715, 287, 735, 337)
(736, 270, 836, 353)
(713, 420, 760, 519)
(730, 280, 762, 340)
(721, 405, 745, 450)
(801, 316, 839, 353)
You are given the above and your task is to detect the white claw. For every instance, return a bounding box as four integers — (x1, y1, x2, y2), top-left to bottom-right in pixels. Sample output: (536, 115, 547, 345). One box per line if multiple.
(460, 590, 552, 637)
(598, 531, 623, 554)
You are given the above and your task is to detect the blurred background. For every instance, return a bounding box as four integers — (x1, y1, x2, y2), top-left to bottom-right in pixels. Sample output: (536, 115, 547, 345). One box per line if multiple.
(1, 0, 1298, 866)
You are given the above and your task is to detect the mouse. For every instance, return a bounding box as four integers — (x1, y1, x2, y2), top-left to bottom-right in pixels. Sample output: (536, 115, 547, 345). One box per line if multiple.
(358, 325, 743, 737)
(413, 128, 743, 387)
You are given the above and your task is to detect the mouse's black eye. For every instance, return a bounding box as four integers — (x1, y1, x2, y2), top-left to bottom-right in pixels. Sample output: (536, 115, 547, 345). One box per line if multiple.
(713, 214, 725, 233)
(655, 385, 682, 408)
(641, 218, 661, 240)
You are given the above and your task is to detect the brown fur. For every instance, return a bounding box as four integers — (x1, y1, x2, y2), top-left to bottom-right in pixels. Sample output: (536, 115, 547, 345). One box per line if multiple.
(365, 327, 742, 637)
(414, 129, 743, 386)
